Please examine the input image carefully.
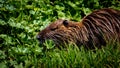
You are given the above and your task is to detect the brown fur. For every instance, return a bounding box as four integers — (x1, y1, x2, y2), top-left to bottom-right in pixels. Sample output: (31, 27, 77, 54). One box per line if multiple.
(37, 8, 120, 49)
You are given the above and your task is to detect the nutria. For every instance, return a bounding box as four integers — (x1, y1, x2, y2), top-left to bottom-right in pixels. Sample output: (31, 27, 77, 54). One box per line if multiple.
(37, 8, 120, 49)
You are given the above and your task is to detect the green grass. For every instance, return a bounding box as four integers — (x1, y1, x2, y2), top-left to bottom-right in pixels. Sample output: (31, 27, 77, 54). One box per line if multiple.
(0, 0, 120, 68)
(1, 43, 120, 68)
(36, 43, 120, 68)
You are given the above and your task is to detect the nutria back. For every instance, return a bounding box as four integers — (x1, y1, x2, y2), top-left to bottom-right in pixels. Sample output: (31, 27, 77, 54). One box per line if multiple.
(37, 8, 120, 49)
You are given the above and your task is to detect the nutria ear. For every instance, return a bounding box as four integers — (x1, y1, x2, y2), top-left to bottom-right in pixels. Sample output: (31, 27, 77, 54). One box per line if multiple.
(63, 20, 69, 26)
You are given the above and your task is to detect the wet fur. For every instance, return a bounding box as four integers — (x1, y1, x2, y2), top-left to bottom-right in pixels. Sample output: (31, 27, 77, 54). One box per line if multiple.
(37, 8, 120, 49)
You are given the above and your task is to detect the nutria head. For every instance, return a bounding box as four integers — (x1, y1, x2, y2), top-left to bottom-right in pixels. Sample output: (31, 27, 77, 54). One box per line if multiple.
(37, 19, 88, 47)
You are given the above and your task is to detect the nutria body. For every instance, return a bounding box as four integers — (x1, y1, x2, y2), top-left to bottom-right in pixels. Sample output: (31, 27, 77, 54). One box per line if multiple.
(37, 8, 120, 49)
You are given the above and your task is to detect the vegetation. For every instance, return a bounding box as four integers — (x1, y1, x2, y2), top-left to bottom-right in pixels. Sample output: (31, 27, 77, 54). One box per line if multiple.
(0, 0, 120, 68)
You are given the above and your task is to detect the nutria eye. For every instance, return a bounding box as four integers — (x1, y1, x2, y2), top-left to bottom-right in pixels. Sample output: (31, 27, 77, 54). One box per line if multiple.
(63, 20, 69, 26)
(51, 28, 56, 31)
(50, 27, 58, 31)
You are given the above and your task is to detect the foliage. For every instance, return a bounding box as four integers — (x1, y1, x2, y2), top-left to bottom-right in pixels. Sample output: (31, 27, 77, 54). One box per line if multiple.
(0, 0, 120, 68)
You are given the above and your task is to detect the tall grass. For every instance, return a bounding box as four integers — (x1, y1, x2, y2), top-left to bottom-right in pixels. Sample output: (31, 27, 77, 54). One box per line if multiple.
(36, 43, 120, 68)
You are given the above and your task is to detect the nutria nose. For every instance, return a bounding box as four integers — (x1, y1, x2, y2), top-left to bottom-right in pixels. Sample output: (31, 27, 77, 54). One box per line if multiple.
(36, 35, 45, 44)
(36, 35, 41, 40)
